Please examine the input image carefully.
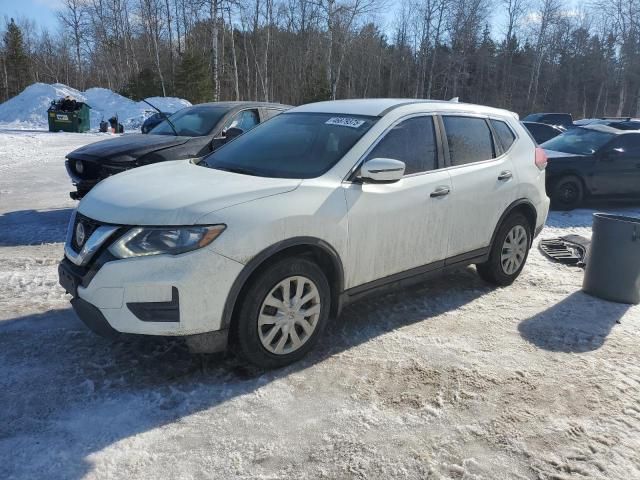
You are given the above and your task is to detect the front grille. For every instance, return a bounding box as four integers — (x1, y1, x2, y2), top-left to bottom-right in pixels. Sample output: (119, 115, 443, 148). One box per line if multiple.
(71, 213, 101, 252)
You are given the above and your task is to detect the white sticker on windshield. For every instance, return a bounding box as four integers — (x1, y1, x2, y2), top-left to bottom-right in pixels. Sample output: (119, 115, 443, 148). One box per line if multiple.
(325, 117, 366, 129)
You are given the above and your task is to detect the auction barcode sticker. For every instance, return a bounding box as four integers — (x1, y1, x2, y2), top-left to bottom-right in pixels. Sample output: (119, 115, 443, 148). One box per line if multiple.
(325, 117, 365, 128)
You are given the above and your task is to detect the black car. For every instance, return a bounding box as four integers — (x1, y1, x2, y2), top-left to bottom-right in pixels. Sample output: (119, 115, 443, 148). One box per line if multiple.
(522, 112, 574, 130)
(543, 124, 640, 209)
(522, 121, 564, 144)
(141, 111, 172, 133)
(66, 101, 290, 199)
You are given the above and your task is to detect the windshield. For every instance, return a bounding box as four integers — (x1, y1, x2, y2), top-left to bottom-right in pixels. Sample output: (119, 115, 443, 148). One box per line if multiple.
(541, 127, 615, 155)
(200, 112, 377, 178)
(149, 106, 227, 136)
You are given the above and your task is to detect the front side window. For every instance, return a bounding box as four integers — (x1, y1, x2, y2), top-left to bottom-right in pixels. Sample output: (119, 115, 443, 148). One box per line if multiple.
(201, 112, 377, 178)
(443, 116, 495, 166)
(365, 116, 437, 175)
(541, 127, 615, 155)
(225, 109, 260, 132)
(490, 119, 516, 151)
(150, 106, 228, 136)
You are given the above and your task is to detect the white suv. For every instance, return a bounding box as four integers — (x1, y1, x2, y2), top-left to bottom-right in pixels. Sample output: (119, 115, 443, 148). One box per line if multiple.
(59, 99, 549, 367)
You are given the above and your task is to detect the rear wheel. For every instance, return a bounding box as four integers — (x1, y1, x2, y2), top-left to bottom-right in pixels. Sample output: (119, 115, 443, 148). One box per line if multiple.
(551, 175, 583, 210)
(476, 213, 531, 286)
(233, 257, 330, 368)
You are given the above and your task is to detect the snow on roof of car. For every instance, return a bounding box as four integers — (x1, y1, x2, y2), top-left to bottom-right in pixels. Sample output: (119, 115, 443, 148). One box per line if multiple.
(582, 123, 639, 134)
(288, 98, 517, 118)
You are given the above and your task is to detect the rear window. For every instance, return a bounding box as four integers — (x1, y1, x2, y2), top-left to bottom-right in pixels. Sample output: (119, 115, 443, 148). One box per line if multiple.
(490, 119, 516, 151)
(443, 116, 495, 166)
(523, 114, 542, 122)
(544, 114, 572, 126)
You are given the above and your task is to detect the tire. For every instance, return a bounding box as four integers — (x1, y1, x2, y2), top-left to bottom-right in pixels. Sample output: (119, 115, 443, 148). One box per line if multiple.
(476, 213, 531, 286)
(551, 175, 583, 210)
(232, 257, 331, 368)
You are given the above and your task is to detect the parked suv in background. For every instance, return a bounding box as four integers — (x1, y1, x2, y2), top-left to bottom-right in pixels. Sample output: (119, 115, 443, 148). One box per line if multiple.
(522, 121, 564, 144)
(58, 99, 549, 367)
(542, 123, 640, 209)
(522, 112, 574, 130)
(65, 101, 290, 199)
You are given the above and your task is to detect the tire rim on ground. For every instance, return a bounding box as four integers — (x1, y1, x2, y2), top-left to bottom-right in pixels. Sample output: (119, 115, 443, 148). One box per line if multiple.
(500, 225, 528, 275)
(258, 275, 321, 355)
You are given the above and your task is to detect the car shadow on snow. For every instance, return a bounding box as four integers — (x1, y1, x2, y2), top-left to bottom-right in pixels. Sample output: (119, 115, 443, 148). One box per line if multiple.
(0, 267, 490, 479)
(517, 291, 630, 353)
(0, 208, 73, 246)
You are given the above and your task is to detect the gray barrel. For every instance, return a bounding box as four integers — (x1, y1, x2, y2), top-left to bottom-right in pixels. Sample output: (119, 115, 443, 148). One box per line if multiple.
(582, 213, 640, 304)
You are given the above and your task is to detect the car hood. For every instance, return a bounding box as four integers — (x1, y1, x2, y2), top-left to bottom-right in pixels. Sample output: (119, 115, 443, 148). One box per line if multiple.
(544, 149, 590, 160)
(78, 160, 302, 225)
(67, 134, 192, 162)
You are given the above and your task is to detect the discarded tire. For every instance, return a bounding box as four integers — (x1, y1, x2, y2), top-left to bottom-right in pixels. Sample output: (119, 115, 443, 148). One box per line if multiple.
(582, 213, 640, 304)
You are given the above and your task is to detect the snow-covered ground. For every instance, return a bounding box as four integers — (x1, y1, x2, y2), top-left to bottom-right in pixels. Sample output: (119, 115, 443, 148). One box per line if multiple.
(0, 83, 191, 131)
(1, 130, 639, 480)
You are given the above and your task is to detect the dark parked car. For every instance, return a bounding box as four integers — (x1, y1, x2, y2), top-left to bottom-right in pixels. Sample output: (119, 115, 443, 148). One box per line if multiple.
(522, 112, 573, 130)
(543, 123, 640, 209)
(522, 121, 564, 144)
(574, 117, 640, 126)
(66, 101, 290, 199)
(141, 111, 172, 133)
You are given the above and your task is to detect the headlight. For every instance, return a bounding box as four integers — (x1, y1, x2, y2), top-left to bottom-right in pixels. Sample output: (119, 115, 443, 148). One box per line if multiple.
(108, 225, 226, 259)
(75, 160, 84, 174)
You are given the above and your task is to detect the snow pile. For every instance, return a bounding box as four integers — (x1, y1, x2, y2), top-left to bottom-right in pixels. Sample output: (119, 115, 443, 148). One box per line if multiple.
(0, 83, 191, 131)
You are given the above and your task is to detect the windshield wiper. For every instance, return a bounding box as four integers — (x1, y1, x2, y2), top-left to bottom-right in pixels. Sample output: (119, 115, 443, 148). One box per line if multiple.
(142, 99, 179, 136)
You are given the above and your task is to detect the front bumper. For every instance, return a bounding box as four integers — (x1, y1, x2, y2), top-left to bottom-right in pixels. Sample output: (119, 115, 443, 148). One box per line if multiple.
(59, 246, 244, 338)
(65, 159, 128, 199)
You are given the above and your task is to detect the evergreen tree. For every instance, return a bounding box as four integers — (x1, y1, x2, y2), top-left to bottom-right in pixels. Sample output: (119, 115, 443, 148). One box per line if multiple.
(3, 19, 29, 98)
(174, 52, 214, 104)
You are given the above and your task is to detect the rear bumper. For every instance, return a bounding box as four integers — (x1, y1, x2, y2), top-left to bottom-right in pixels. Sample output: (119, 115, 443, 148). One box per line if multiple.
(535, 195, 551, 238)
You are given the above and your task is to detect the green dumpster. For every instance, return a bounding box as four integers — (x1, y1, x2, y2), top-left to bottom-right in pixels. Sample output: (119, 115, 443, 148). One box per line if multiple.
(47, 98, 92, 133)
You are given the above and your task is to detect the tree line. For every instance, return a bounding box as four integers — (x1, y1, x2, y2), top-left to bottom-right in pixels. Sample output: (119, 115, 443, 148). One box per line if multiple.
(1, 0, 639, 118)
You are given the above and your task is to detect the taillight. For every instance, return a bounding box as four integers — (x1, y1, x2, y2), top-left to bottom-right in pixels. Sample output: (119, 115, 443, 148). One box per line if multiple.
(535, 147, 547, 170)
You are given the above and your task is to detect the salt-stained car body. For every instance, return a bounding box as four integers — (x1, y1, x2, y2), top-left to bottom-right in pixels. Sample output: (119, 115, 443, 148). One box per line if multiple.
(59, 99, 550, 367)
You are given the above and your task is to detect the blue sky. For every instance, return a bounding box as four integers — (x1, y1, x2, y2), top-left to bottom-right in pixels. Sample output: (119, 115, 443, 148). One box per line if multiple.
(0, 0, 61, 32)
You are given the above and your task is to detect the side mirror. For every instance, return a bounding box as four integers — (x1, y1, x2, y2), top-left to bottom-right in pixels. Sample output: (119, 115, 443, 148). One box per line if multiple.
(360, 158, 405, 183)
(224, 127, 244, 141)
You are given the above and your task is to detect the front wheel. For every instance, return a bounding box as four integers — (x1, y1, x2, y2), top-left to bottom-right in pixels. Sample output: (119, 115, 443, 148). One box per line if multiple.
(232, 257, 331, 368)
(476, 214, 531, 286)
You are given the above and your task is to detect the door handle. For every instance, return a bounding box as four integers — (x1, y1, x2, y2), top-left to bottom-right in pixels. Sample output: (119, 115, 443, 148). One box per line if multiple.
(498, 170, 513, 181)
(430, 186, 450, 198)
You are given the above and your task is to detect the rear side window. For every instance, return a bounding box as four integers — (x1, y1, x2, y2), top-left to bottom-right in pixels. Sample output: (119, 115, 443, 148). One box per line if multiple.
(365, 116, 437, 175)
(442, 116, 495, 166)
(490, 119, 516, 151)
